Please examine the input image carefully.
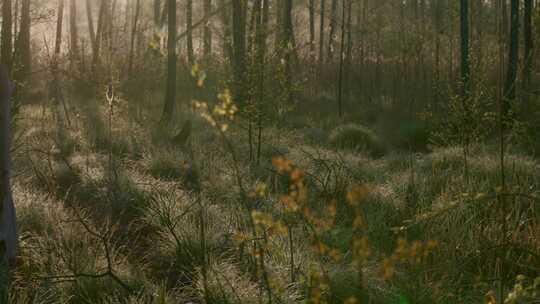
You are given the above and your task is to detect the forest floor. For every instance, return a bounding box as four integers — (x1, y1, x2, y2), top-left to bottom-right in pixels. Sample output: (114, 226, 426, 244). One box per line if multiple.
(8, 94, 540, 303)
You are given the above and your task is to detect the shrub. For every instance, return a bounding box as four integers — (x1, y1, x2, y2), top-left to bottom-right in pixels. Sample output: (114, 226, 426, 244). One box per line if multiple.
(329, 124, 386, 157)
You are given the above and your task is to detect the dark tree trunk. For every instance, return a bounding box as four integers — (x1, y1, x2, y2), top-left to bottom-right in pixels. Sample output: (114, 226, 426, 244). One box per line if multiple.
(162, 0, 177, 123)
(337, 0, 346, 117)
(460, 0, 470, 99)
(0, 65, 18, 266)
(232, 0, 246, 104)
(16, 0, 31, 81)
(256, 0, 269, 164)
(522, 0, 533, 100)
(1, 0, 13, 70)
(503, 0, 519, 116)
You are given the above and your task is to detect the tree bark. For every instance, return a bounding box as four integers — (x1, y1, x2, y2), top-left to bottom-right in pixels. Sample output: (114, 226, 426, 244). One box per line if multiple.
(0, 64, 18, 265)
(503, 0, 519, 117)
(186, 0, 194, 65)
(282, 0, 293, 103)
(203, 0, 212, 59)
(1, 0, 13, 70)
(16, 0, 31, 82)
(86, 0, 96, 52)
(232, 0, 246, 104)
(522, 0, 533, 100)
(318, 0, 325, 66)
(308, 0, 315, 62)
(128, 0, 141, 76)
(460, 0, 470, 99)
(69, 0, 79, 70)
(162, 0, 177, 123)
(326, 0, 337, 62)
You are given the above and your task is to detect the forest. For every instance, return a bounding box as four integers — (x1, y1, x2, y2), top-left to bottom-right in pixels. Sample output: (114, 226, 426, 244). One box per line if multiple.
(0, 0, 539, 303)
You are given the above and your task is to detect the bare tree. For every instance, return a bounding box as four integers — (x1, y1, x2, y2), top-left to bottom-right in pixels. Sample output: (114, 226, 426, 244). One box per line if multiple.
(162, 0, 177, 123)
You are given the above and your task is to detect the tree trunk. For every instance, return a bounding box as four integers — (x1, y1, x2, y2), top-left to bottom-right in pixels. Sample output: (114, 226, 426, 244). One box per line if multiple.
(55, 0, 64, 58)
(308, 0, 315, 62)
(337, 0, 346, 117)
(522, 0, 533, 101)
(318, 0, 325, 71)
(162, 0, 177, 123)
(503, 0, 519, 117)
(186, 0, 194, 65)
(0, 64, 18, 266)
(128, 0, 141, 76)
(86, 0, 96, 52)
(326, 0, 337, 63)
(220, 0, 232, 65)
(460, 0, 470, 99)
(16, 0, 31, 82)
(232, 0, 246, 105)
(282, 0, 293, 103)
(203, 0, 212, 59)
(92, 0, 107, 70)
(256, 0, 269, 164)
(1, 0, 13, 70)
(69, 0, 79, 71)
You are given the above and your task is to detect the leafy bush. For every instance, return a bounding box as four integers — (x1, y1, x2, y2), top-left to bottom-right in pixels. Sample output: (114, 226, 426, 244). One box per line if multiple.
(329, 124, 386, 157)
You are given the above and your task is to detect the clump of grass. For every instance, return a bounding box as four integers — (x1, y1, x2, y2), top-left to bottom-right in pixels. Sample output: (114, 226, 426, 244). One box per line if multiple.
(142, 150, 185, 181)
(329, 124, 386, 157)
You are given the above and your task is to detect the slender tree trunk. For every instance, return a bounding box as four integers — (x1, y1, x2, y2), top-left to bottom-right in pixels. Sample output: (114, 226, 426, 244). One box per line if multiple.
(503, 0, 519, 117)
(274, 0, 282, 51)
(128, 0, 141, 76)
(69, 0, 79, 71)
(186, 0, 194, 65)
(0, 65, 17, 266)
(522, 0, 533, 102)
(162, 0, 177, 123)
(318, 0, 325, 73)
(1, 0, 13, 70)
(232, 0, 246, 105)
(460, 0, 471, 99)
(309, 0, 315, 62)
(282, 0, 293, 103)
(203, 0, 212, 59)
(86, 0, 96, 52)
(92, 0, 107, 70)
(337, 0, 346, 118)
(220, 0, 232, 65)
(55, 0, 64, 58)
(326, 0, 337, 62)
(256, 0, 269, 164)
